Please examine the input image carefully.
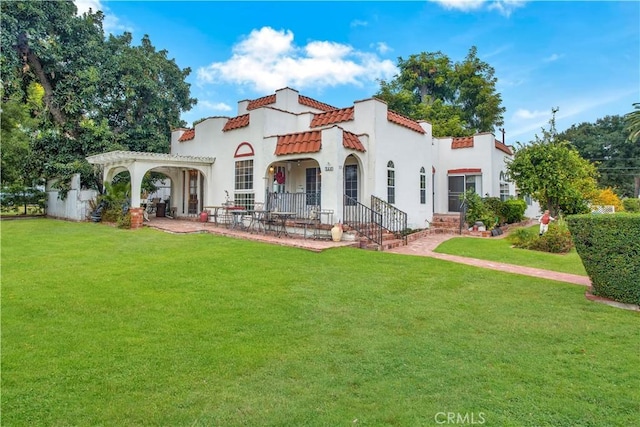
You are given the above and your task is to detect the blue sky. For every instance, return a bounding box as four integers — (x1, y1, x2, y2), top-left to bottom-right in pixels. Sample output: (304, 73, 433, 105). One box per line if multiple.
(75, 0, 639, 145)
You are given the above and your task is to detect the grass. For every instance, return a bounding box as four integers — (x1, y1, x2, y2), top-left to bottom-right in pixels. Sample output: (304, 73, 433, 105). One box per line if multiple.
(434, 226, 588, 276)
(2, 219, 638, 426)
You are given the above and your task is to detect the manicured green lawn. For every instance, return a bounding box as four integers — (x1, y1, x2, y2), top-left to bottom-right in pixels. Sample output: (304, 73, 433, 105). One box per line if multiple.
(2, 220, 638, 426)
(434, 230, 588, 276)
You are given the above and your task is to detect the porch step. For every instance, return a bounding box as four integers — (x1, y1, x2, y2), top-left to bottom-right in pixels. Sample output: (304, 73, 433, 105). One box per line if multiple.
(430, 213, 465, 234)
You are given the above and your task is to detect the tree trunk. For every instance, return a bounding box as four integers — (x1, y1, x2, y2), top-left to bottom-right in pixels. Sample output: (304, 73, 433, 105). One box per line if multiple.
(26, 51, 67, 128)
(634, 175, 640, 198)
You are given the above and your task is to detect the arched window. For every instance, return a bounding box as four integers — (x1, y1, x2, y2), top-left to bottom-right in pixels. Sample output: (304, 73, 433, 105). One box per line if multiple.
(387, 161, 395, 204)
(420, 167, 426, 204)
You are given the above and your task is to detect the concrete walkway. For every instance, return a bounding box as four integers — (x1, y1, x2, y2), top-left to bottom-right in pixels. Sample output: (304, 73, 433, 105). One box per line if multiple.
(386, 233, 592, 287)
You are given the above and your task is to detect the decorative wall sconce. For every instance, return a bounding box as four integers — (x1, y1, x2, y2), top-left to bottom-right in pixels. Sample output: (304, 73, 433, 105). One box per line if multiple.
(269, 166, 274, 174)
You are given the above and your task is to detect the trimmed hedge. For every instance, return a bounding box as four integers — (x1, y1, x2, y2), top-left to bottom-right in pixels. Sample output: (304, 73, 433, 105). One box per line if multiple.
(567, 213, 640, 305)
(622, 198, 640, 213)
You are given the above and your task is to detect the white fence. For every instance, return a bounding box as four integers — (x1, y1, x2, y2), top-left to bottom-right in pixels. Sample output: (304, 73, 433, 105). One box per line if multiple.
(46, 174, 97, 221)
(590, 205, 615, 214)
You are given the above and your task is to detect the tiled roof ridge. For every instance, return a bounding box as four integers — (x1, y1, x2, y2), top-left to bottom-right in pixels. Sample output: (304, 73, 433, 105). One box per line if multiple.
(298, 94, 338, 112)
(222, 114, 250, 132)
(247, 94, 276, 110)
(342, 129, 366, 152)
(275, 130, 322, 156)
(310, 107, 355, 127)
(178, 128, 195, 142)
(387, 110, 426, 134)
(495, 139, 513, 155)
(451, 136, 474, 149)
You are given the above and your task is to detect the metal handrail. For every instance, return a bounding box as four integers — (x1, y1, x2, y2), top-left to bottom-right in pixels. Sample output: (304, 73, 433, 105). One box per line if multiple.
(370, 195, 408, 245)
(343, 195, 383, 246)
(459, 197, 468, 235)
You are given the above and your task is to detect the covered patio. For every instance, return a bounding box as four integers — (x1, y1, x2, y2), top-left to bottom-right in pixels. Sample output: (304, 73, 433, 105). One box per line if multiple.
(143, 216, 359, 252)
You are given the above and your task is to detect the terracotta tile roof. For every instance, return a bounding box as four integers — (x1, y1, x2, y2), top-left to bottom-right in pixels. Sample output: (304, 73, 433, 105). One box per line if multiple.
(343, 130, 366, 152)
(495, 140, 513, 155)
(310, 107, 354, 127)
(387, 111, 426, 134)
(275, 131, 322, 155)
(247, 94, 276, 110)
(299, 94, 338, 112)
(448, 168, 482, 174)
(178, 128, 195, 142)
(451, 136, 474, 149)
(223, 114, 250, 132)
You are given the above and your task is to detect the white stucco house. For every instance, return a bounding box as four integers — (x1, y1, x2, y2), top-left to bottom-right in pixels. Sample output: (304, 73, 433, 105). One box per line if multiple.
(87, 87, 529, 237)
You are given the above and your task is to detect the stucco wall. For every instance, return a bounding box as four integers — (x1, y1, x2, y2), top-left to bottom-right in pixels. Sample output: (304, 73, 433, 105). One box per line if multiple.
(46, 174, 97, 221)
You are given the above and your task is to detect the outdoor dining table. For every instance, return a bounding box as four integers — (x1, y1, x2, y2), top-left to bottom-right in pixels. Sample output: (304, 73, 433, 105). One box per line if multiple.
(229, 209, 248, 230)
(269, 211, 296, 237)
(248, 210, 269, 234)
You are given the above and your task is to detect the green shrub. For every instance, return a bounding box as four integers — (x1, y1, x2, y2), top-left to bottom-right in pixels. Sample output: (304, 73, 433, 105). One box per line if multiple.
(622, 198, 640, 213)
(483, 197, 505, 225)
(507, 226, 537, 249)
(509, 220, 573, 254)
(503, 199, 527, 223)
(463, 191, 490, 227)
(567, 213, 640, 305)
(528, 220, 574, 253)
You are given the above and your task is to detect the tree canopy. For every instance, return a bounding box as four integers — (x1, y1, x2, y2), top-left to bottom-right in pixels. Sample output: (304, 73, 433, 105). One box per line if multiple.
(557, 114, 640, 198)
(0, 0, 196, 191)
(374, 47, 505, 137)
(507, 111, 599, 215)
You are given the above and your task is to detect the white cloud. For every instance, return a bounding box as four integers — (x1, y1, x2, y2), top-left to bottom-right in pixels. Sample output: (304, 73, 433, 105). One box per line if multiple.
(350, 19, 368, 28)
(197, 27, 397, 93)
(513, 108, 549, 121)
(74, 0, 130, 34)
(543, 53, 562, 63)
(74, 0, 102, 15)
(430, 0, 527, 16)
(430, 0, 485, 12)
(487, 0, 528, 17)
(373, 42, 392, 55)
(198, 101, 233, 112)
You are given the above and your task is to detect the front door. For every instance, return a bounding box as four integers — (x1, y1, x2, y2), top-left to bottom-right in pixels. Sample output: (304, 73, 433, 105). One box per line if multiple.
(448, 176, 465, 212)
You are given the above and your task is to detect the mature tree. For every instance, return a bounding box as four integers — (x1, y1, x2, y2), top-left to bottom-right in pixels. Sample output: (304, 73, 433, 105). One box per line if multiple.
(0, 0, 196, 191)
(558, 115, 640, 198)
(507, 111, 599, 215)
(625, 102, 640, 143)
(375, 46, 505, 137)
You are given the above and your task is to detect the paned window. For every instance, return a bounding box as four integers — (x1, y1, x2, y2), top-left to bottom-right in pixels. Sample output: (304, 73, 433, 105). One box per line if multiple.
(387, 161, 395, 204)
(306, 167, 321, 206)
(345, 164, 358, 205)
(234, 159, 254, 208)
(420, 167, 426, 204)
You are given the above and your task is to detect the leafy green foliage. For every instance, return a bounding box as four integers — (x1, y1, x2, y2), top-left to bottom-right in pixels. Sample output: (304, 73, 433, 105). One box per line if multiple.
(625, 102, 640, 143)
(622, 197, 640, 212)
(375, 46, 505, 137)
(503, 199, 527, 223)
(558, 114, 640, 198)
(567, 213, 640, 304)
(507, 112, 599, 215)
(96, 181, 131, 227)
(0, 0, 196, 191)
(509, 220, 574, 254)
(0, 184, 46, 215)
(462, 190, 492, 228)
